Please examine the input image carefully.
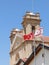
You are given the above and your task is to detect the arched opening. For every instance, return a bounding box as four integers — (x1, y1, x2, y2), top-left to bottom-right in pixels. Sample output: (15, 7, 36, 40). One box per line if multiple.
(32, 26, 35, 33)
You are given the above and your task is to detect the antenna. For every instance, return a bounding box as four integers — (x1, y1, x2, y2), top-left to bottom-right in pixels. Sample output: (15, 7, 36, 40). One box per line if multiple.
(32, 0, 35, 12)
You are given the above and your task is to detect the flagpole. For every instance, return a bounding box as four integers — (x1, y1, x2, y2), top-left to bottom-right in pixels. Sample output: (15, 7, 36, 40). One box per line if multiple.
(33, 37, 36, 65)
(41, 27, 45, 65)
(42, 37, 45, 65)
(33, 29, 36, 65)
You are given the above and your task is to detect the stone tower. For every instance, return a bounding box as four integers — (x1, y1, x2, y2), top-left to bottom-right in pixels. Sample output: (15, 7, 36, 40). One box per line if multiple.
(10, 12, 41, 65)
(22, 12, 41, 34)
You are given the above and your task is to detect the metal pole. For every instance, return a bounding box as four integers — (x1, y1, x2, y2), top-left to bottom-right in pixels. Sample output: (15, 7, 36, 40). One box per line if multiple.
(33, 38, 36, 65)
(42, 37, 45, 65)
(42, 40, 45, 65)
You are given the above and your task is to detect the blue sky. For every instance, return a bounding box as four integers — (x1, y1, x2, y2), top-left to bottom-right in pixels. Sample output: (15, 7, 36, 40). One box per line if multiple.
(0, 0, 49, 65)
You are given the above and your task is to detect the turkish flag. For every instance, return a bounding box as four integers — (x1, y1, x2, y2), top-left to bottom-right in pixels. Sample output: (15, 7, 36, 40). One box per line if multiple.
(23, 32, 34, 40)
(28, 33, 34, 40)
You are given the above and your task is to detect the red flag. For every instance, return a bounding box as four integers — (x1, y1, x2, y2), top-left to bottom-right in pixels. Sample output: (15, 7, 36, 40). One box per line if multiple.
(23, 35, 28, 40)
(30, 32, 34, 39)
(23, 32, 34, 40)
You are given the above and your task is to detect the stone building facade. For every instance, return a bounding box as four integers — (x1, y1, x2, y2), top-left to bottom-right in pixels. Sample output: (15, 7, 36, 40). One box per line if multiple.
(9, 12, 49, 65)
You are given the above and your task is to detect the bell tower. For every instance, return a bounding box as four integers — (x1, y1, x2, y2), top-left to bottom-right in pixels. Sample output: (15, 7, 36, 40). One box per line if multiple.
(22, 12, 41, 34)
